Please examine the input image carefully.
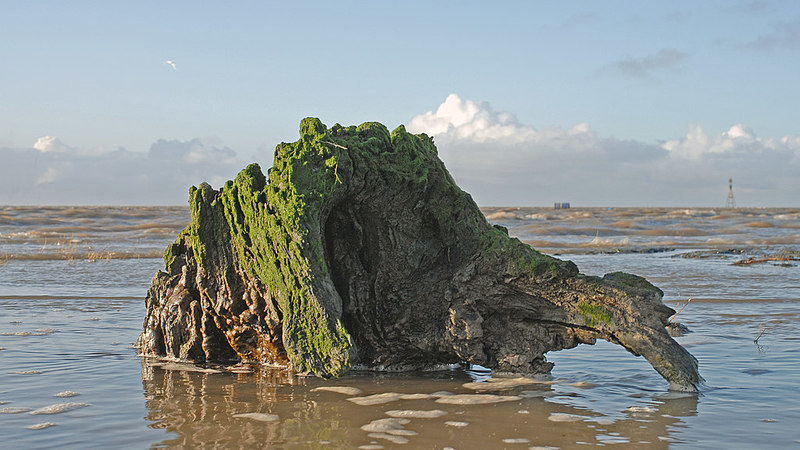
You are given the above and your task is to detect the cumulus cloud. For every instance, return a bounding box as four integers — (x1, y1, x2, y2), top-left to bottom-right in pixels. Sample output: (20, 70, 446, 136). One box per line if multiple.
(656, 123, 800, 196)
(661, 123, 769, 159)
(33, 136, 73, 153)
(0, 137, 247, 205)
(409, 94, 536, 144)
(408, 94, 800, 206)
(609, 49, 688, 78)
(408, 94, 615, 155)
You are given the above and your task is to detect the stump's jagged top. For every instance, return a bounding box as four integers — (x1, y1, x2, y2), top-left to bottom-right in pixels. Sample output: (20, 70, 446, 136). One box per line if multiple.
(137, 118, 702, 391)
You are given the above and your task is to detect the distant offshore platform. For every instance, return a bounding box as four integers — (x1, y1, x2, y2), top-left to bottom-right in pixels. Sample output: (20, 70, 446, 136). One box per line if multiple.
(726, 178, 736, 208)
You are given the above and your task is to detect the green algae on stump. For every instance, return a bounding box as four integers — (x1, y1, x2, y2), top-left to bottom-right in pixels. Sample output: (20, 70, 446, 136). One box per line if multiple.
(137, 118, 702, 391)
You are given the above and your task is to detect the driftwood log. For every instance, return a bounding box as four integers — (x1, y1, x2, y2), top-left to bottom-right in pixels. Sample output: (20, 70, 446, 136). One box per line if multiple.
(137, 118, 702, 391)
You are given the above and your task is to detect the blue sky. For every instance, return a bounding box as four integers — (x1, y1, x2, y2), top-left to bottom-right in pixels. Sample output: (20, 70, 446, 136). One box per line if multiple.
(2, 1, 799, 206)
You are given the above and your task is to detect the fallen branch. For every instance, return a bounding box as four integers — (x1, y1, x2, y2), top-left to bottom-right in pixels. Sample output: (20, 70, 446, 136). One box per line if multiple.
(669, 296, 692, 323)
(754, 325, 767, 344)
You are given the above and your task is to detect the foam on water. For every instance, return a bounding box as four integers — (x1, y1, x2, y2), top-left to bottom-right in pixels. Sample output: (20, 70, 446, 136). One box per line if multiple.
(311, 386, 363, 395)
(444, 421, 469, 427)
(1, 330, 54, 336)
(385, 409, 447, 418)
(232, 412, 279, 422)
(54, 391, 79, 398)
(462, 377, 546, 391)
(361, 418, 412, 435)
(435, 394, 521, 405)
(399, 393, 436, 400)
(347, 392, 405, 406)
(502, 437, 530, 444)
(27, 422, 57, 430)
(547, 413, 586, 422)
(624, 406, 655, 417)
(29, 402, 90, 415)
(1, 407, 32, 414)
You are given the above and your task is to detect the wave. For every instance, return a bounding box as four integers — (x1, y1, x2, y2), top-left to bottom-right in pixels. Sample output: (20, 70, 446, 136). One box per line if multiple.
(608, 220, 638, 229)
(664, 297, 800, 304)
(0, 251, 163, 261)
(484, 210, 524, 221)
(744, 221, 775, 228)
(0, 295, 143, 301)
(587, 236, 630, 246)
(636, 228, 709, 237)
(774, 213, 800, 221)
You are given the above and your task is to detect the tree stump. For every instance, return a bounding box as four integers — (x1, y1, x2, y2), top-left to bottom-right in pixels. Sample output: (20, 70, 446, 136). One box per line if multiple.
(137, 118, 702, 391)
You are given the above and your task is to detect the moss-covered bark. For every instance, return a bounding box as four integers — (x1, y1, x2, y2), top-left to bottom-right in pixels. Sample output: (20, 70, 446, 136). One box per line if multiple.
(137, 118, 702, 390)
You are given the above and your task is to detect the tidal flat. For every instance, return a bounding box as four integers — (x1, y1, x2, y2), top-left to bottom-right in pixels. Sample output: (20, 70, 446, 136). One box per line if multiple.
(1, 206, 799, 448)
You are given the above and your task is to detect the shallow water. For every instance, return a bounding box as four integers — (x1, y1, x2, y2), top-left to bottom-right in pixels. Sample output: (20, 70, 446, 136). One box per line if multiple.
(1, 206, 799, 448)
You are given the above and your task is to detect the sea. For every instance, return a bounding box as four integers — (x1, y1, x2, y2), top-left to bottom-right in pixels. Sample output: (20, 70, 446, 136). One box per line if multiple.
(1, 205, 799, 449)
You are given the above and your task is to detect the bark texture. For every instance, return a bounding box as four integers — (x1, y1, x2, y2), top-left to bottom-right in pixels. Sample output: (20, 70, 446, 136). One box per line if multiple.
(137, 118, 702, 391)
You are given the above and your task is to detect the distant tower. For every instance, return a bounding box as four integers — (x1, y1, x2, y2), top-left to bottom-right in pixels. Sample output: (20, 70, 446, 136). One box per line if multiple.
(726, 178, 736, 208)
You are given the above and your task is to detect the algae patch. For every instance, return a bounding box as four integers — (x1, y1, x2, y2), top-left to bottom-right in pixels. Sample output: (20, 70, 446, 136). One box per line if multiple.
(577, 302, 612, 328)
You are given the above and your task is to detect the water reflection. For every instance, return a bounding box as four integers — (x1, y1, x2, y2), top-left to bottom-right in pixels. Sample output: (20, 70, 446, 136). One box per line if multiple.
(141, 359, 698, 448)
(142, 360, 356, 448)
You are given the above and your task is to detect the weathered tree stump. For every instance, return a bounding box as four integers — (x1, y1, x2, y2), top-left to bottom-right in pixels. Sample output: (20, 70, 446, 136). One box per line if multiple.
(137, 118, 702, 391)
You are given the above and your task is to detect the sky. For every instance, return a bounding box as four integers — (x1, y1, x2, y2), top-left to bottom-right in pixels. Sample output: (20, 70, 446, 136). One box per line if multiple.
(1, 1, 799, 206)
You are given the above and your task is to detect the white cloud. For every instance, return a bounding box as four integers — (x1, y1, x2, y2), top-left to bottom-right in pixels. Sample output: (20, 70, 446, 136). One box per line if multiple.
(1, 137, 247, 205)
(33, 136, 73, 153)
(662, 123, 798, 158)
(409, 94, 536, 144)
(408, 94, 800, 206)
(5, 101, 800, 207)
(660, 123, 710, 159)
